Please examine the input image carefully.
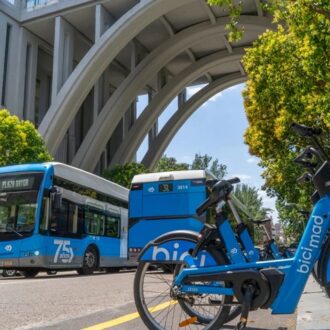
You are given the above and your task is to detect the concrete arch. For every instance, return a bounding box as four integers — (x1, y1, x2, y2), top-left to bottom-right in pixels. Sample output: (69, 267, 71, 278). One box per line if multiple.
(38, 0, 195, 154)
(110, 48, 245, 166)
(142, 73, 247, 169)
(73, 16, 272, 170)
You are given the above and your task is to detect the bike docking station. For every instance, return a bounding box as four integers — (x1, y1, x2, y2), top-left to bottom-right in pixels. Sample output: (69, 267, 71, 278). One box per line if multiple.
(132, 123, 330, 330)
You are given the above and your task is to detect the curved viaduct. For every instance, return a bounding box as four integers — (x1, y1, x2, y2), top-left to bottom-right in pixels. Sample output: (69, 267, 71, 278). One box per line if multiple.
(7, 0, 273, 173)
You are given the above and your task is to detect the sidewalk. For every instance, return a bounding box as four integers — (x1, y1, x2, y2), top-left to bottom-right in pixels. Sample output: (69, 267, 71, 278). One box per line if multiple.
(297, 276, 330, 329)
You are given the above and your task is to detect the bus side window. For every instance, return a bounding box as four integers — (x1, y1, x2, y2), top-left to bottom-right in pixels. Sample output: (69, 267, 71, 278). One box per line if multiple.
(105, 215, 120, 238)
(49, 199, 82, 237)
(85, 207, 105, 236)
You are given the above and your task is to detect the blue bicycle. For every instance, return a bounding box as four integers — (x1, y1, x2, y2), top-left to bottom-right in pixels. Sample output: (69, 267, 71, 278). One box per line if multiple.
(134, 123, 330, 329)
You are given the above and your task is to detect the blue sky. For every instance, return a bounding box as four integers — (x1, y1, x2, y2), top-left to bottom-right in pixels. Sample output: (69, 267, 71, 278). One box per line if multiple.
(136, 84, 277, 221)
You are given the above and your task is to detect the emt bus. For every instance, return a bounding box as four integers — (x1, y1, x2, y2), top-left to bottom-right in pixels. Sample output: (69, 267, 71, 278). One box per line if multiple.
(128, 170, 215, 260)
(0, 162, 134, 278)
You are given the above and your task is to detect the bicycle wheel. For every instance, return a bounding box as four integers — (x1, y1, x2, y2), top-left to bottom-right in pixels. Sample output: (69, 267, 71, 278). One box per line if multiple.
(134, 260, 232, 330)
(174, 247, 240, 324)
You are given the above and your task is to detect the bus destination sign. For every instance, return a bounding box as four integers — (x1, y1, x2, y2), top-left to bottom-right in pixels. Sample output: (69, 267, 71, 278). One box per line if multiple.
(0, 177, 35, 191)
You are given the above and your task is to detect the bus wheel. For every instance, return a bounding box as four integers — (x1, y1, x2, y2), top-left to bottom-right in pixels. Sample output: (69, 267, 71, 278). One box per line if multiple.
(77, 246, 98, 275)
(47, 270, 57, 275)
(21, 269, 39, 278)
(2, 269, 17, 277)
(105, 267, 120, 273)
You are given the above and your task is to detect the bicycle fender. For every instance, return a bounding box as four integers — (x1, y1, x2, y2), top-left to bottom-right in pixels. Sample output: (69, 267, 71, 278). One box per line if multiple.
(138, 230, 218, 267)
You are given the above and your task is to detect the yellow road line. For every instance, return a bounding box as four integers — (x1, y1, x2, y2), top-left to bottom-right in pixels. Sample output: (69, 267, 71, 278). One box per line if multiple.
(82, 300, 177, 330)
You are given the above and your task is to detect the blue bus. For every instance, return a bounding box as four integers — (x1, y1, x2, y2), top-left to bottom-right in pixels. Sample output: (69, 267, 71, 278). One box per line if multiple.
(0, 162, 134, 277)
(128, 170, 214, 261)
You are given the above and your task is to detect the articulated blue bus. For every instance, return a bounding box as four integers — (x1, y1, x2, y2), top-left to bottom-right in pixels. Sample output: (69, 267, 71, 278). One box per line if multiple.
(0, 162, 134, 277)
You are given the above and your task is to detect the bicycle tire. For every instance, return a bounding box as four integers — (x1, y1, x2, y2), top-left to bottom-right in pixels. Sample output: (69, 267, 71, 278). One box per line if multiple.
(134, 247, 233, 330)
(174, 245, 241, 324)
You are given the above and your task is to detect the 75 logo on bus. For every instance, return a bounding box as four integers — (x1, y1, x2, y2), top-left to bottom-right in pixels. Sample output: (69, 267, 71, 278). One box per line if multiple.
(53, 239, 74, 263)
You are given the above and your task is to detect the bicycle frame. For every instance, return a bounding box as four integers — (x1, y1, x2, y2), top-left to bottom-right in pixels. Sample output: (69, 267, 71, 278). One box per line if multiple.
(173, 194, 330, 314)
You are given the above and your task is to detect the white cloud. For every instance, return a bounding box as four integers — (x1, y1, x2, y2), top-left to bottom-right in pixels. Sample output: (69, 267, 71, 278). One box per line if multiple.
(247, 157, 258, 164)
(187, 85, 223, 108)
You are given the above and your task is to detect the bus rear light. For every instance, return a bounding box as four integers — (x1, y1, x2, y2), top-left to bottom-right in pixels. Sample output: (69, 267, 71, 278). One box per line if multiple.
(131, 183, 143, 190)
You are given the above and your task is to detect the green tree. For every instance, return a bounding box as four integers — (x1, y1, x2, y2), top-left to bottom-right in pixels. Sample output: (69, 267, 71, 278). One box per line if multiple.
(209, 0, 329, 235)
(155, 155, 189, 172)
(232, 184, 271, 244)
(191, 153, 227, 179)
(102, 162, 149, 188)
(241, 1, 329, 235)
(0, 108, 52, 165)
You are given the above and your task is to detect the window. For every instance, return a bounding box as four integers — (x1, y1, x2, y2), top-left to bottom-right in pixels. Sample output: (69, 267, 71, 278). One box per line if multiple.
(49, 199, 83, 237)
(84, 207, 104, 236)
(105, 214, 120, 238)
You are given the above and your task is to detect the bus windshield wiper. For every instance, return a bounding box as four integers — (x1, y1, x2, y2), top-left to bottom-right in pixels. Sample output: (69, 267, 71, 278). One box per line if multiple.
(5, 226, 23, 237)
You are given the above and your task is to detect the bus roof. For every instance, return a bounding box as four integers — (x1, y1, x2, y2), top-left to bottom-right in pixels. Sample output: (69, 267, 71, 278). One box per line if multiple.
(132, 170, 210, 184)
(0, 162, 128, 202)
(50, 162, 129, 202)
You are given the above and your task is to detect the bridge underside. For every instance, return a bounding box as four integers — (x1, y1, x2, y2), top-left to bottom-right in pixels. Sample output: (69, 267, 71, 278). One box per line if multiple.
(0, 0, 273, 173)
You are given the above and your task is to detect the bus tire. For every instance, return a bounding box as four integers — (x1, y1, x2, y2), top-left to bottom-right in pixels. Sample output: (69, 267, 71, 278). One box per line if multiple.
(47, 270, 57, 275)
(2, 269, 17, 277)
(21, 269, 39, 278)
(77, 246, 98, 275)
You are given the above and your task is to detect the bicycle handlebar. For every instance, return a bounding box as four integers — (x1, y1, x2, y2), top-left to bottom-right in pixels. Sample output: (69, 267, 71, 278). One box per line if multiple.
(196, 178, 240, 216)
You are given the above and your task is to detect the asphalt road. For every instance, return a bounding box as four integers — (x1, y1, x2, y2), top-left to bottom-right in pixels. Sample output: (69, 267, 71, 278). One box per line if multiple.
(0, 270, 296, 330)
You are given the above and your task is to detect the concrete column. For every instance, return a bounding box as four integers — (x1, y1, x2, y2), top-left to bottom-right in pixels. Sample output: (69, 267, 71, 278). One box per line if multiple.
(5, 25, 38, 121)
(148, 70, 165, 147)
(0, 19, 8, 107)
(123, 42, 138, 139)
(51, 16, 74, 101)
(0, 14, 23, 115)
(94, 4, 115, 120)
(124, 99, 137, 137)
(178, 88, 187, 108)
(52, 16, 75, 163)
(148, 91, 158, 147)
(23, 37, 38, 122)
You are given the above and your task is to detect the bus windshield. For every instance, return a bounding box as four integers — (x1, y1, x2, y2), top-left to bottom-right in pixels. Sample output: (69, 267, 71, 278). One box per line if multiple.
(0, 172, 44, 239)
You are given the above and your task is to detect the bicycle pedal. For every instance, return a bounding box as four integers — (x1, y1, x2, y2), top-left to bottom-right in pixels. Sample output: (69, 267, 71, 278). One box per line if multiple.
(179, 316, 197, 327)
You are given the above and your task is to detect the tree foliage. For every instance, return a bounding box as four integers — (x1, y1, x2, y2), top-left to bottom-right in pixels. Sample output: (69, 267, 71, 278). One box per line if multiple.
(156, 154, 227, 179)
(102, 162, 149, 188)
(0, 108, 52, 166)
(104, 154, 227, 188)
(241, 0, 330, 234)
(232, 184, 271, 244)
(191, 153, 227, 179)
(155, 155, 189, 172)
(207, 0, 244, 41)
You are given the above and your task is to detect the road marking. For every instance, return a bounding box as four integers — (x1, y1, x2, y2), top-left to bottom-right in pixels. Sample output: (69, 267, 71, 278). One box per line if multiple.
(82, 300, 177, 330)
